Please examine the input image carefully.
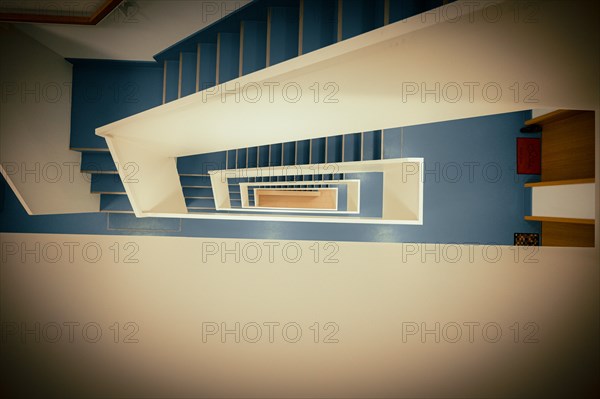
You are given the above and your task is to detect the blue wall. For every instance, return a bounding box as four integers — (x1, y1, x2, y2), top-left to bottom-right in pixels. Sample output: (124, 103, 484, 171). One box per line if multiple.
(69, 59, 163, 150)
(1, 111, 540, 244)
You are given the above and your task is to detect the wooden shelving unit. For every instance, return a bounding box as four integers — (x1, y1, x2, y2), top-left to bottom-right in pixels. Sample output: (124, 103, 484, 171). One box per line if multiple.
(523, 109, 595, 247)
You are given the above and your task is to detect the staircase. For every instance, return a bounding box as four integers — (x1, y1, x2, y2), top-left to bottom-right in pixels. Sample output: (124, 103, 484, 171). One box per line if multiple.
(70, 0, 449, 222)
(84, 130, 384, 214)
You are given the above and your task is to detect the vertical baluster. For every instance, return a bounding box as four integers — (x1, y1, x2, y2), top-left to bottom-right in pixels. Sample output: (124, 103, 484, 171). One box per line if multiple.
(384, 0, 390, 25)
(178, 51, 183, 99)
(162, 60, 167, 104)
(266, 8, 272, 67)
(195, 43, 201, 92)
(239, 21, 245, 77)
(360, 131, 364, 161)
(337, 0, 343, 42)
(298, 0, 304, 55)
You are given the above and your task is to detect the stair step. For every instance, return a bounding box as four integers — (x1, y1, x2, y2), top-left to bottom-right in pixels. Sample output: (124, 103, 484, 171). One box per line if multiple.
(296, 139, 311, 164)
(340, 0, 385, 40)
(236, 148, 248, 169)
(283, 142, 296, 165)
(247, 147, 258, 168)
(217, 31, 240, 84)
(389, 0, 445, 24)
(229, 192, 242, 201)
(187, 207, 219, 213)
(177, 151, 226, 174)
(229, 187, 253, 197)
(258, 145, 270, 167)
(301, 0, 337, 54)
(91, 174, 125, 193)
(180, 51, 197, 97)
(164, 59, 179, 103)
(180, 175, 211, 187)
(198, 43, 217, 91)
(269, 143, 283, 166)
(108, 213, 181, 232)
(362, 130, 383, 160)
(268, 6, 300, 66)
(183, 187, 213, 198)
(343, 132, 362, 162)
(222, 149, 232, 169)
(100, 194, 133, 212)
(81, 151, 117, 173)
(241, 20, 267, 75)
(383, 127, 402, 159)
(326, 135, 343, 162)
(186, 197, 217, 208)
(311, 138, 326, 163)
(187, 207, 248, 213)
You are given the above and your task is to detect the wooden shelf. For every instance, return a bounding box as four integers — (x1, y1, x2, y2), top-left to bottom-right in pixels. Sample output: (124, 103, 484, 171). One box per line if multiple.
(524, 109, 586, 126)
(524, 178, 595, 188)
(525, 216, 595, 225)
(255, 189, 336, 210)
(538, 110, 595, 181)
(257, 190, 320, 197)
(542, 222, 595, 247)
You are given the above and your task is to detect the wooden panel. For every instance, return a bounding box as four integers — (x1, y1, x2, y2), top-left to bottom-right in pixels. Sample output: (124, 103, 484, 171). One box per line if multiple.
(525, 178, 594, 187)
(525, 109, 584, 126)
(525, 216, 594, 225)
(259, 190, 320, 197)
(542, 222, 595, 247)
(256, 189, 336, 209)
(541, 111, 595, 181)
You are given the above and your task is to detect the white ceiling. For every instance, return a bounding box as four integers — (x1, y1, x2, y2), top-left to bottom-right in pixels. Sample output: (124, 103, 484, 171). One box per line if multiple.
(12, 0, 250, 61)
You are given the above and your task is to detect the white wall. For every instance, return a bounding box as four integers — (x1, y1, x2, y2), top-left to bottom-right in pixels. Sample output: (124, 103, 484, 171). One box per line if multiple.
(0, 233, 597, 397)
(532, 183, 595, 220)
(0, 24, 99, 214)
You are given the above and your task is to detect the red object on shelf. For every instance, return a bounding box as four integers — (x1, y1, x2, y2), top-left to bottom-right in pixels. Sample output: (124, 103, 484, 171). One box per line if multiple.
(517, 137, 541, 174)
